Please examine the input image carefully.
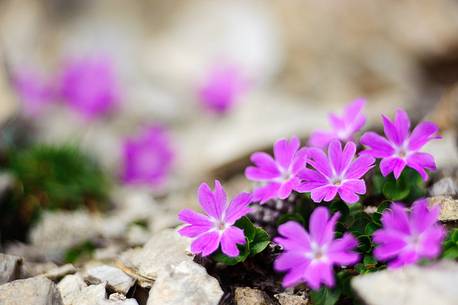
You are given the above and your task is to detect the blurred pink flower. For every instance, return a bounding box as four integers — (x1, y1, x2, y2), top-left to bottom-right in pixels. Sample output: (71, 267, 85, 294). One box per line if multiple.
(297, 140, 374, 204)
(309, 98, 366, 148)
(198, 65, 248, 114)
(122, 125, 174, 188)
(360, 109, 440, 180)
(60, 56, 119, 119)
(13, 69, 55, 116)
(373, 199, 445, 268)
(274, 207, 359, 289)
(178, 180, 252, 257)
(245, 136, 308, 204)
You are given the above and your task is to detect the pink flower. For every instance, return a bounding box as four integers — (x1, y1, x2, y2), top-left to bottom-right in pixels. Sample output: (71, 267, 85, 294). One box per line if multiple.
(373, 199, 445, 268)
(13, 69, 55, 116)
(60, 56, 119, 119)
(245, 136, 308, 204)
(178, 180, 252, 257)
(122, 125, 174, 188)
(309, 98, 366, 148)
(274, 207, 359, 289)
(298, 140, 374, 204)
(198, 65, 248, 114)
(360, 109, 440, 180)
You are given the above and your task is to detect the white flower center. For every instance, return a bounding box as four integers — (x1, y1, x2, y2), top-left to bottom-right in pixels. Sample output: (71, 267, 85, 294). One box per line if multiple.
(214, 220, 227, 232)
(307, 242, 328, 262)
(330, 176, 344, 186)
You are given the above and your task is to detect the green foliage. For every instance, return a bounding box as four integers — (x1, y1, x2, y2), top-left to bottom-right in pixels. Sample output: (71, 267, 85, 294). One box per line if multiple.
(310, 287, 341, 305)
(64, 240, 96, 263)
(378, 168, 426, 202)
(211, 217, 270, 265)
(442, 228, 458, 260)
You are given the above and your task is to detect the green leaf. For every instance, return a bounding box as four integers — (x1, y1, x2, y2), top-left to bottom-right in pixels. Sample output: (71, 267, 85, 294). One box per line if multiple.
(276, 213, 305, 226)
(249, 227, 270, 256)
(235, 217, 256, 242)
(310, 287, 341, 305)
(211, 240, 250, 266)
(382, 178, 409, 201)
(364, 222, 379, 235)
(330, 200, 350, 221)
(443, 248, 458, 260)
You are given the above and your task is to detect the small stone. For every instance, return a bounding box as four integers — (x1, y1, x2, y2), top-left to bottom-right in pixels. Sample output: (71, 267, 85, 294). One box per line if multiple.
(430, 177, 458, 197)
(102, 293, 139, 305)
(57, 274, 87, 304)
(60, 281, 106, 305)
(147, 261, 223, 305)
(234, 287, 275, 305)
(118, 229, 192, 287)
(274, 292, 309, 305)
(0, 254, 22, 284)
(44, 264, 77, 281)
(21, 261, 59, 278)
(0, 276, 64, 305)
(428, 196, 458, 222)
(86, 265, 135, 295)
(351, 261, 458, 305)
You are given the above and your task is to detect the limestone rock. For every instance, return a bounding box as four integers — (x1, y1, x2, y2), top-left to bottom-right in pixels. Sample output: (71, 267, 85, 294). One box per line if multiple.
(234, 287, 275, 305)
(147, 261, 223, 305)
(86, 265, 135, 295)
(274, 292, 309, 305)
(0, 276, 64, 305)
(101, 293, 139, 305)
(0, 254, 22, 284)
(351, 261, 458, 305)
(44, 264, 77, 281)
(57, 274, 87, 304)
(428, 196, 458, 222)
(118, 229, 192, 287)
(430, 177, 458, 197)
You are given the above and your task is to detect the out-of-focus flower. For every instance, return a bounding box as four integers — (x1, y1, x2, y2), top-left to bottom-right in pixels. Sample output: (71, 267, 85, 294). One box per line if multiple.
(13, 69, 55, 116)
(122, 125, 174, 188)
(60, 56, 119, 119)
(198, 65, 248, 114)
(373, 199, 445, 268)
(298, 140, 374, 204)
(245, 136, 308, 204)
(309, 98, 366, 148)
(360, 109, 440, 180)
(274, 207, 359, 289)
(178, 180, 252, 257)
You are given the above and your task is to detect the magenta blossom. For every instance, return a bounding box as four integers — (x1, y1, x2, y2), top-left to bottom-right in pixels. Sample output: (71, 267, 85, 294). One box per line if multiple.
(298, 140, 374, 204)
(360, 109, 440, 180)
(309, 98, 366, 148)
(60, 56, 119, 119)
(198, 65, 248, 114)
(245, 136, 308, 204)
(373, 199, 445, 268)
(178, 180, 252, 257)
(274, 207, 359, 289)
(13, 69, 55, 116)
(122, 125, 174, 188)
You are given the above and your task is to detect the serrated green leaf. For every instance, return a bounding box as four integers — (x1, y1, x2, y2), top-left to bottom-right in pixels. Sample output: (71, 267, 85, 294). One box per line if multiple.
(235, 216, 256, 242)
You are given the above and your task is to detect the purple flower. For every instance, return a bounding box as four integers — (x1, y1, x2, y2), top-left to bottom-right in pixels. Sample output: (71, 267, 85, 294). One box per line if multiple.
(178, 180, 252, 257)
(360, 109, 440, 180)
(373, 199, 445, 268)
(298, 140, 375, 204)
(198, 65, 247, 114)
(274, 207, 359, 289)
(122, 125, 174, 188)
(309, 98, 366, 148)
(13, 69, 55, 116)
(60, 56, 119, 119)
(245, 136, 308, 204)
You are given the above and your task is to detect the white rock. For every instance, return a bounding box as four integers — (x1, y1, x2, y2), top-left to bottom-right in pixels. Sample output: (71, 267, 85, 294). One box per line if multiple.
(0, 253, 22, 284)
(44, 264, 77, 281)
(118, 229, 192, 287)
(428, 196, 458, 222)
(86, 265, 135, 295)
(351, 261, 458, 305)
(57, 274, 87, 304)
(147, 261, 223, 305)
(100, 293, 139, 305)
(0, 276, 64, 305)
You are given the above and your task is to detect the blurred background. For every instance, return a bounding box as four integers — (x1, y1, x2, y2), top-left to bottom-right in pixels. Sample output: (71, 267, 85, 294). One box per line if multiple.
(0, 0, 457, 262)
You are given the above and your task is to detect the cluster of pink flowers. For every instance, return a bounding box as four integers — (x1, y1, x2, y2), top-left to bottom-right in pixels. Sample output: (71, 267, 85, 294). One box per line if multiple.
(13, 56, 119, 120)
(178, 99, 445, 291)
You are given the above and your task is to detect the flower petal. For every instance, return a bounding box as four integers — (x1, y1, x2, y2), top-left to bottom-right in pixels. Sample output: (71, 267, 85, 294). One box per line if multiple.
(338, 179, 365, 204)
(380, 157, 406, 179)
(308, 148, 333, 178)
(245, 152, 281, 180)
(310, 185, 338, 202)
(281, 261, 310, 288)
(304, 262, 334, 290)
(225, 192, 252, 224)
(328, 233, 359, 265)
(190, 231, 221, 256)
(394, 109, 411, 144)
(221, 226, 245, 257)
(275, 221, 311, 252)
(198, 181, 225, 219)
(406, 152, 436, 181)
(408, 121, 440, 151)
(309, 131, 336, 148)
(291, 147, 308, 175)
(382, 114, 402, 145)
(345, 155, 375, 179)
(252, 182, 281, 204)
(360, 132, 395, 157)
(328, 140, 343, 174)
(410, 199, 440, 234)
(274, 136, 300, 170)
(309, 207, 331, 244)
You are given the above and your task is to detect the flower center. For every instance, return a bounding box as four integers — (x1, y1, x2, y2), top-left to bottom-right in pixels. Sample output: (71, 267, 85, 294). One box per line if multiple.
(215, 221, 227, 232)
(309, 242, 328, 262)
(395, 143, 410, 159)
(281, 170, 292, 181)
(330, 176, 343, 186)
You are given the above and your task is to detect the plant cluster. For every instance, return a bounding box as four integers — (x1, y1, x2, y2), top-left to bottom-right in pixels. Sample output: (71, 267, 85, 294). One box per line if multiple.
(178, 99, 452, 304)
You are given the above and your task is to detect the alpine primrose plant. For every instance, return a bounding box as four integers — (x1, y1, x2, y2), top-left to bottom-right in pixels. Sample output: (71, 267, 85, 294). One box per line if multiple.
(177, 101, 450, 305)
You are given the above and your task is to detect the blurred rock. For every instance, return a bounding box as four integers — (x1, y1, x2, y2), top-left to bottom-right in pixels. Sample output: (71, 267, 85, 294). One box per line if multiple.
(351, 261, 458, 305)
(57, 274, 87, 304)
(21, 261, 59, 278)
(430, 177, 458, 197)
(274, 292, 308, 305)
(0, 276, 64, 305)
(0, 254, 22, 284)
(118, 229, 192, 287)
(234, 287, 275, 305)
(85, 265, 135, 295)
(102, 293, 139, 305)
(428, 196, 458, 222)
(147, 260, 223, 305)
(423, 131, 458, 170)
(44, 264, 77, 281)
(60, 282, 106, 305)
